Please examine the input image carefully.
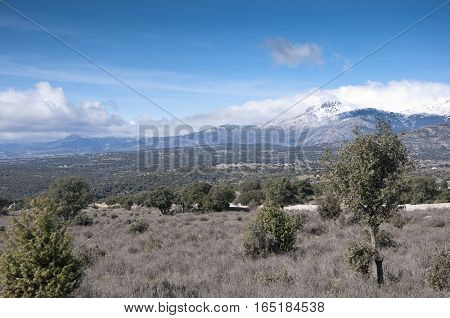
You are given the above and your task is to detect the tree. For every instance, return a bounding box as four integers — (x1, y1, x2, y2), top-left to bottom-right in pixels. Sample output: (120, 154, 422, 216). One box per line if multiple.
(263, 177, 297, 208)
(145, 187, 175, 215)
(238, 178, 264, 207)
(322, 122, 412, 285)
(0, 207, 82, 297)
(317, 192, 342, 221)
(243, 203, 296, 257)
(203, 184, 235, 212)
(401, 176, 439, 204)
(48, 177, 94, 220)
(179, 182, 212, 211)
(292, 179, 315, 203)
(0, 197, 10, 215)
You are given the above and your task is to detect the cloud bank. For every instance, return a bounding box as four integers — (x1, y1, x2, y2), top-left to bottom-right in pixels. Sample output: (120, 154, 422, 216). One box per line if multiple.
(0, 82, 133, 141)
(263, 37, 324, 67)
(0, 80, 449, 141)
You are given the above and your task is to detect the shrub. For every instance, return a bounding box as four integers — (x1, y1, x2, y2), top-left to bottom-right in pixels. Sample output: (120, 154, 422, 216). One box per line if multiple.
(73, 213, 94, 226)
(401, 176, 439, 204)
(76, 245, 106, 267)
(129, 220, 149, 234)
(243, 204, 296, 258)
(254, 268, 294, 285)
(428, 218, 445, 228)
(144, 234, 163, 252)
(0, 197, 10, 215)
(292, 179, 315, 203)
(263, 177, 297, 208)
(291, 213, 308, 230)
(48, 177, 93, 220)
(317, 193, 342, 221)
(179, 182, 212, 211)
(203, 184, 235, 212)
(346, 241, 373, 279)
(0, 209, 82, 297)
(427, 248, 449, 291)
(145, 187, 175, 215)
(376, 230, 398, 249)
(237, 190, 264, 206)
(390, 212, 409, 229)
(151, 279, 199, 298)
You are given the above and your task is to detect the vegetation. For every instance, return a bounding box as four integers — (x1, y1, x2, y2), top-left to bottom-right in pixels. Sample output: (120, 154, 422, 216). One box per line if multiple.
(427, 248, 449, 292)
(317, 193, 342, 221)
(263, 177, 297, 208)
(128, 220, 149, 234)
(202, 184, 235, 212)
(177, 182, 212, 212)
(322, 122, 412, 285)
(243, 203, 296, 258)
(48, 177, 93, 220)
(237, 178, 264, 207)
(0, 208, 82, 297)
(145, 187, 175, 215)
(401, 176, 440, 204)
(346, 241, 373, 279)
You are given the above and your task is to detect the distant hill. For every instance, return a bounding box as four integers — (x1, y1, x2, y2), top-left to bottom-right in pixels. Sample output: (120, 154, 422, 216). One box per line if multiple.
(0, 102, 448, 158)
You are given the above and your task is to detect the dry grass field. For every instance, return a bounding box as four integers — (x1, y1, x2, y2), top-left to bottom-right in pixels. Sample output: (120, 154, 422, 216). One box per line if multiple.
(0, 205, 448, 298)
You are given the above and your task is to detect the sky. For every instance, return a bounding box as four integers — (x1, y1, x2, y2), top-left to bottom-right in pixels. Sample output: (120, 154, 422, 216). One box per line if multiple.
(0, 0, 449, 141)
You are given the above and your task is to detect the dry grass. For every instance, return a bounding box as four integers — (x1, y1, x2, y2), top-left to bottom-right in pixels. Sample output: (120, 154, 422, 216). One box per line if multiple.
(0, 206, 448, 297)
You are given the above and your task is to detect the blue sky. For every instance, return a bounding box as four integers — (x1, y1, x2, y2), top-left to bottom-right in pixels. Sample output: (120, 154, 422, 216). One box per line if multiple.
(0, 0, 449, 140)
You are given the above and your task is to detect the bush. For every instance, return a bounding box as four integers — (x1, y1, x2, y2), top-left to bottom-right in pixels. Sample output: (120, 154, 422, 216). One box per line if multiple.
(263, 177, 297, 208)
(427, 248, 449, 291)
(0, 197, 10, 215)
(376, 230, 398, 249)
(237, 190, 264, 207)
(428, 218, 446, 228)
(129, 220, 149, 234)
(401, 176, 439, 204)
(145, 187, 175, 215)
(0, 209, 82, 297)
(317, 193, 342, 221)
(76, 245, 106, 267)
(292, 179, 315, 203)
(178, 182, 212, 211)
(346, 241, 373, 279)
(203, 184, 235, 212)
(73, 213, 94, 226)
(243, 204, 296, 258)
(48, 177, 93, 220)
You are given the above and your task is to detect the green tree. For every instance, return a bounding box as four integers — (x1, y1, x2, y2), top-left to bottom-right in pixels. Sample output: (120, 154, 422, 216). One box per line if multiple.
(238, 178, 264, 206)
(48, 177, 93, 220)
(292, 179, 315, 203)
(179, 182, 212, 211)
(145, 186, 175, 215)
(0, 207, 82, 297)
(263, 177, 297, 208)
(203, 184, 235, 212)
(322, 122, 412, 285)
(401, 176, 439, 204)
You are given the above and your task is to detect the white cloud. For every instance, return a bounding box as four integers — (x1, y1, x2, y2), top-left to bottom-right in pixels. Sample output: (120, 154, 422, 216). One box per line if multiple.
(1, 80, 449, 141)
(0, 82, 133, 141)
(182, 80, 450, 127)
(263, 37, 324, 67)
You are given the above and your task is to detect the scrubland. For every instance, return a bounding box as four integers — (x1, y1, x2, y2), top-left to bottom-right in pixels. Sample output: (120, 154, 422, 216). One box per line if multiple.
(0, 205, 448, 297)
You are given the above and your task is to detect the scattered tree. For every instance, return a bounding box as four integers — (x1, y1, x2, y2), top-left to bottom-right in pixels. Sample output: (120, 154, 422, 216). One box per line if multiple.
(317, 193, 342, 221)
(145, 187, 175, 215)
(48, 177, 93, 220)
(322, 122, 412, 285)
(179, 182, 212, 211)
(203, 184, 235, 212)
(401, 176, 439, 204)
(263, 177, 297, 208)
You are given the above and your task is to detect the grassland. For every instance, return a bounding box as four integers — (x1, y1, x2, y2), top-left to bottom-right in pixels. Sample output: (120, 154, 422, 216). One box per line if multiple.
(0, 205, 448, 298)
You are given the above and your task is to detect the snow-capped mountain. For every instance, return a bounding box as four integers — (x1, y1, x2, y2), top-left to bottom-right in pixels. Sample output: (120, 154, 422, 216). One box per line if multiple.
(0, 101, 448, 157)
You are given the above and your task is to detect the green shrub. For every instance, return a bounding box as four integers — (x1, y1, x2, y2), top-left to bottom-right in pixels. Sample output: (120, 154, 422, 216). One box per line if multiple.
(203, 184, 235, 212)
(243, 204, 296, 258)
(238, 190, 264, 206)
(145, 187, 175, 215)
(254, 267, 294, 285)
(263, 177, 297, 208)
(376, 230, 398, 249)
(73, 213, 94, 226)
(178, 182, 212, 211)
(317, 193, 342, 221)
(427, 248, 449, 291)
(76, 245, 106, 267)
(0, 210, 82, 297)
(129, 220, 149, 234)
(292, 179, 315, 203)
(48, 177, 93, 220)
(346, 241, 373, 279)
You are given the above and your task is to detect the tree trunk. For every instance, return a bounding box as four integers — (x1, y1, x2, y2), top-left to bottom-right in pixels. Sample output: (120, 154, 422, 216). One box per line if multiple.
(369, 226, 384, 286)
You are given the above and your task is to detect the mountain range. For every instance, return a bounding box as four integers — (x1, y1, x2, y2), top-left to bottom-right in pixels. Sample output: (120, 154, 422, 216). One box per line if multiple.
(0, 101, 448, 158)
